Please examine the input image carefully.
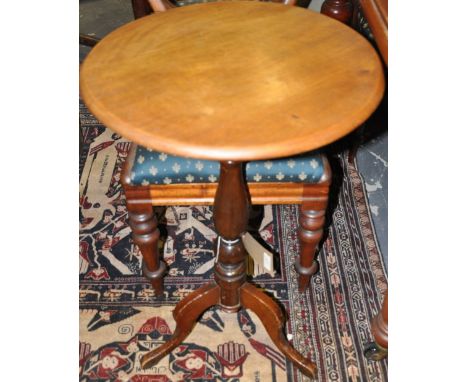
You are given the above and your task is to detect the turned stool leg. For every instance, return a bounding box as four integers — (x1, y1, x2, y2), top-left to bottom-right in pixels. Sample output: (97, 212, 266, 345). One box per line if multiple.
(127, 202, 167, 296)
(296, 204, 326, 292)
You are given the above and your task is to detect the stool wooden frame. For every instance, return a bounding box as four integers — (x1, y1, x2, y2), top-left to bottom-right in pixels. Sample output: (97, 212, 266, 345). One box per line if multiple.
(119, 0, 340, 297)
(121, 146, 331, 378)
(121, 144, 332, 295)
(121, 146, 330, 377)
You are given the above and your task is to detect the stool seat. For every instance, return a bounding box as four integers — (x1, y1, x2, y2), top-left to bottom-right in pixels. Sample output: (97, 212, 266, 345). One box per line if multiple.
(129, 145, 326, 186)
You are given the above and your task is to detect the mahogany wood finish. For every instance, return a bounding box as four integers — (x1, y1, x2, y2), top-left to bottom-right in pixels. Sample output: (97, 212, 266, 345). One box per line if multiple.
(127, 202, 167, 295)
(121, 144, 332, 207)
(296, 205, 326, 291)
(361, 0, 388, 64)
(240, 283, 317, 378)
(319, 0, 365, 166)
(365, 290, 388, 360)
(131, 0, 153, 18)
(213, 162, 250, 312)
(138, 161, 320, 377)
(141, 283, 220, 368)
(80, 3, 384, 162)
(121, 143, 330, 294)
(372, 290, 388, 347)
(354, 0, 388, 360)
(81, 2, 385, 378)
(79, 34, 100, 47)
(319, 0, 357, 164)
(125, 181, 330, 206)
(321, 0, 354, 25)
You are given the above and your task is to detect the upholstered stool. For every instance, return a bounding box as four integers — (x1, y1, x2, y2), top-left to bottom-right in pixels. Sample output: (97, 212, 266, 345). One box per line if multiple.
(121, 144, 331, 295)
(129, 145, 327, 185)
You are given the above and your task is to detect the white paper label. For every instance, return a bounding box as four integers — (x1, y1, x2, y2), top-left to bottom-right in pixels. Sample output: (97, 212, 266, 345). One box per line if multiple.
(263, 252, 272, 271)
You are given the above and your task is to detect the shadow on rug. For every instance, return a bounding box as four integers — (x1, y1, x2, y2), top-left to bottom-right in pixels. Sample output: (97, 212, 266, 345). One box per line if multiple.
(79, 103, 388, 382)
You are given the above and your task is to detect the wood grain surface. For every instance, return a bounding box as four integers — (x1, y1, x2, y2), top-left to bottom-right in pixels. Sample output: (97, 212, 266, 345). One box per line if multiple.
(80, 1, 384, 161)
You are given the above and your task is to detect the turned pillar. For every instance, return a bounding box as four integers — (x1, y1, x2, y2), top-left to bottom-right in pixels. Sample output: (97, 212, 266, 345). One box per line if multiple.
(213, 161, 250, 312)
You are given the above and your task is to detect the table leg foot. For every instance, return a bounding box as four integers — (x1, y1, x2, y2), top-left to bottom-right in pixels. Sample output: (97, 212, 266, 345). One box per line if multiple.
(140, 283, 220, 369)
(240, 283, 318, 379)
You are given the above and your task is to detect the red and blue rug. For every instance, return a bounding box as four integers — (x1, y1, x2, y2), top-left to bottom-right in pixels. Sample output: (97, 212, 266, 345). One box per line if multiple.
(79, 102, 388, 382)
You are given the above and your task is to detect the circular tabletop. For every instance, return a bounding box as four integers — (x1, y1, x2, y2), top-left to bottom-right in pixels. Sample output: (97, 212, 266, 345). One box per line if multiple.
(80, 1, 385, 161)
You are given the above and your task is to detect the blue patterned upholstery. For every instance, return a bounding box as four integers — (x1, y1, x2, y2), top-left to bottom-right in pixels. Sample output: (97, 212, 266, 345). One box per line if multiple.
(129, 146, 326, 185)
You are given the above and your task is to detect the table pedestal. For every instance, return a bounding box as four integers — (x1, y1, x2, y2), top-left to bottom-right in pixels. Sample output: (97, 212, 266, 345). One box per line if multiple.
(140, 161, 317, 379)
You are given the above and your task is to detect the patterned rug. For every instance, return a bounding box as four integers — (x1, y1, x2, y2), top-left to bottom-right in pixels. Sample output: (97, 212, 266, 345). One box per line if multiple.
(79, 102, 388, 382)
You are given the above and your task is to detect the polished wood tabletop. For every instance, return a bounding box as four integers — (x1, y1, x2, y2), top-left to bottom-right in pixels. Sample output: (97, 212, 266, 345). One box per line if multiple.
(80, 1, 384, 161)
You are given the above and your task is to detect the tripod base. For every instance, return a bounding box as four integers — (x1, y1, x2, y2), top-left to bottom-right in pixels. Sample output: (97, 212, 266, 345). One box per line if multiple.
(140, 283, 220, 369)
(140, 282, 317, 379)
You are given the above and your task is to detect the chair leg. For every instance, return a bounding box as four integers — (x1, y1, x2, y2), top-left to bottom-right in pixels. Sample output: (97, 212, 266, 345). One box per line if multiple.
(321, 0, 354, 25)
(127, 202, 167, 296)
(296, 204, 326, 292)
(131, 0, 153, 19)
(365, 290, 388, 360)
